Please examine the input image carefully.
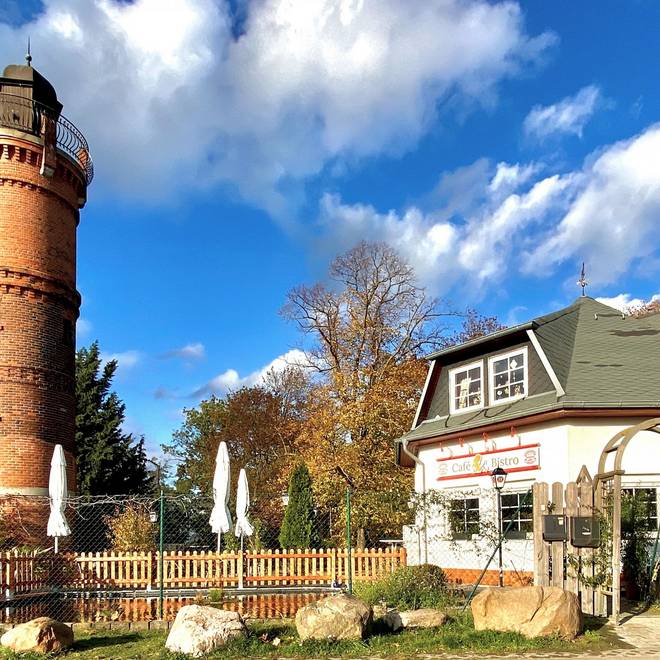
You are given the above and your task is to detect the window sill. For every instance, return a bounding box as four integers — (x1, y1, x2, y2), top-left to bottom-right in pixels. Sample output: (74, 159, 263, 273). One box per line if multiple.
(449, 402, 484, 416)
(489, 394, 526, 408)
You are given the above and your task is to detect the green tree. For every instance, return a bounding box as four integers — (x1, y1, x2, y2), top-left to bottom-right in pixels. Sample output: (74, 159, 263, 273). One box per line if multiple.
(164, 370, 309, 545)
(75, 342, 149, 495)
(279, 464, 320, 549)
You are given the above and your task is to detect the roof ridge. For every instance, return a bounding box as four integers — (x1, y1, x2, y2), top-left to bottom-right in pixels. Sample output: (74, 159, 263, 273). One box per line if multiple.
(562, 298, 588, 392)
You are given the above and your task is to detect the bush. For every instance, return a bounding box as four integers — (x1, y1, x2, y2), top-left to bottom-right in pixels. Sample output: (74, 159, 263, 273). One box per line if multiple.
(354, 564, 451, 610)
(105, 503, 156, 552)
(279, 464, 320, 549)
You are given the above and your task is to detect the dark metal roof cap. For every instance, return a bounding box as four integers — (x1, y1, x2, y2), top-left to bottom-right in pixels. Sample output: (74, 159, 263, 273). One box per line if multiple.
(1, 63, 62, 115)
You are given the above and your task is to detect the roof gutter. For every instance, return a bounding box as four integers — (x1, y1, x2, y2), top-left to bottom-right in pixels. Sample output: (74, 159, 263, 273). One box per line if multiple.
(426, 321, 536, 361)
(400, 438, 428, 564)
(401, 406, 660, 452)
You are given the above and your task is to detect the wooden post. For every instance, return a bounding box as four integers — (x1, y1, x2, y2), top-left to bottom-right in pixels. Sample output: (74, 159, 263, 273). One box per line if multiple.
(578, 479, 594, 615)
(611, 473, 622, 623)
(551, 482, 565, 588)
(565, 482, 579, 597)
(533, 482, 549, 587)
(6, 551, 14, 599)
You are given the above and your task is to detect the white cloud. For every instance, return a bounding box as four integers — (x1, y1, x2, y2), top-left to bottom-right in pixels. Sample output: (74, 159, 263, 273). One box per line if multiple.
(101, 349, 142, 372)
(162, 342, 206, 361)
(523, 85, 602, 141)
(524, 124, 660, 284)
(596, 293, 660, 312)
(193, 348, 307, 397)
(317, 123, 660, 296)
(317, 165, 567, 293)
(0, 0, 553, 212)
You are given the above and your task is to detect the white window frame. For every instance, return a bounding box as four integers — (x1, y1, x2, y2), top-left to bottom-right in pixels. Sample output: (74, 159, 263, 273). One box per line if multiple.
(449, 360, 484, 415)
(488, 347, 528, 407)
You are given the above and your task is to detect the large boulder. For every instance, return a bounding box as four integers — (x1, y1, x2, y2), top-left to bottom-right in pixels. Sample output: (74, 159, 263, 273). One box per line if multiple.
(471, 586, 582, 639)
(0, 617, 73, 654)
(165, 605, 247, 657)
(295, 593, 372, 641)
(383, 608, 448, 632)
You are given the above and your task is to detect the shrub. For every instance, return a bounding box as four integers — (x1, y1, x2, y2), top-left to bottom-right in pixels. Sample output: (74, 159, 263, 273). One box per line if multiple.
(105, 503, 156, 552)
(279, 464, 320, 549)
(354, 563, 451, 610)
(208, 588, 224, 603)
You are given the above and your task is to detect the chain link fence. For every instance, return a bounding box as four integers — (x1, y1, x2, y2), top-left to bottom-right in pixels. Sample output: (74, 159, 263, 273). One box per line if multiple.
(0, 487, 536, 624)
(0, 493, 407, 624)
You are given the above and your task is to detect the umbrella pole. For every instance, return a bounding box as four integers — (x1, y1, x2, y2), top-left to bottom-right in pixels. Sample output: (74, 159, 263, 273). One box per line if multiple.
(54, 537, 59, 554)
(239, 533, 244, 590)
(217, 533, 221, 554)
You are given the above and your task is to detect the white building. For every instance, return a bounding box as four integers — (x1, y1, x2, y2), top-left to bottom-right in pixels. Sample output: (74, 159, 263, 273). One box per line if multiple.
(396, 297, 660, 585)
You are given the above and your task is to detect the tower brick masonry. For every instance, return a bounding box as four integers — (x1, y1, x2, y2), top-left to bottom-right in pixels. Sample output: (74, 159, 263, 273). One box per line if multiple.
(0, 60, 92, 495)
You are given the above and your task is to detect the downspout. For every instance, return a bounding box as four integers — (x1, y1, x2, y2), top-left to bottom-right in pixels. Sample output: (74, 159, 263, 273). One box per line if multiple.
(401, 438, 429, 564)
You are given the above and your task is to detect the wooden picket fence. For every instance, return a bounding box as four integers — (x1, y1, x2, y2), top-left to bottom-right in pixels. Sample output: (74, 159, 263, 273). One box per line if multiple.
(532, 472, 606, 616)
(1, 547, 406, 597)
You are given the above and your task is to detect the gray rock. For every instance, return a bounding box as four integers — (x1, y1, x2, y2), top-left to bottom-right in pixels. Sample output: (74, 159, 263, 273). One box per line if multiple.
(471, 586, 582, 639)
(295, 593, 372, 641)
(384, 608, 448, 631)
(165, 605, 247, 657)
(0, 617, 73, 654)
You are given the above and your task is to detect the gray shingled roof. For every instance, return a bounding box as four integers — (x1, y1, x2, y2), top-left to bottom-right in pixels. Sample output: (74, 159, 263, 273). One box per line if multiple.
(399, 297, 660, 446)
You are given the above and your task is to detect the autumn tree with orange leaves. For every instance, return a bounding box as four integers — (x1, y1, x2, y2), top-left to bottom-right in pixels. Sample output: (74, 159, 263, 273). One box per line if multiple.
(283, 242, 458, 542)
(166, 241, 502, 547)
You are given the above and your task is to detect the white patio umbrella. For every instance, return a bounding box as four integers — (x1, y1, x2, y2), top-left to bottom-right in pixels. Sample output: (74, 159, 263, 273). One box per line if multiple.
(234, 468, 253, 589)
(234, 468, 254, 539)
(46, 444, 71, 553)
(209, 441, 232, 552)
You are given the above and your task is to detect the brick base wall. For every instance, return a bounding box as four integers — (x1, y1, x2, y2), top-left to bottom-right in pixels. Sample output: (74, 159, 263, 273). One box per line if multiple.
(444, 567, 534, 587)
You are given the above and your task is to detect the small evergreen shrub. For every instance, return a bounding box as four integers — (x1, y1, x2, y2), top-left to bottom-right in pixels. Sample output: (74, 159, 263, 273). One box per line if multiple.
(355, 563, 450, 610)
(279, 464, 320, 549)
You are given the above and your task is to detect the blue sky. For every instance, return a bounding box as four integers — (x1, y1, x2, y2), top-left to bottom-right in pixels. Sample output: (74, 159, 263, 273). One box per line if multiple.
(1, 1, 659, 457)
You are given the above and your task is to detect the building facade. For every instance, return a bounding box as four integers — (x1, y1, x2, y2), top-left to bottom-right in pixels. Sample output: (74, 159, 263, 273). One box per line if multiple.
(0, 58, 92, 495)
(397, 297, 660, 585)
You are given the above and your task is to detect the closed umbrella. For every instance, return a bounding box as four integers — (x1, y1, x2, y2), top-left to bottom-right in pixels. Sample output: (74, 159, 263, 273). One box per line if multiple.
(209, 441, 232, 552)
(234, 468, 254, 538)
(235, 468, 253, 589)
(47, 444, 70, 553)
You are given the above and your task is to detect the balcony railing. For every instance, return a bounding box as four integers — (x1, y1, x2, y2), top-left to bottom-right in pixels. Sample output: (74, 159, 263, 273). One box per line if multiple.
(0, 92, 93, 185)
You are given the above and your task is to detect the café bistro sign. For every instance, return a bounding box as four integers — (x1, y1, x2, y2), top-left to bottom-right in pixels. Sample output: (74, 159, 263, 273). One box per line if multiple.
(437, 443, 540, 481)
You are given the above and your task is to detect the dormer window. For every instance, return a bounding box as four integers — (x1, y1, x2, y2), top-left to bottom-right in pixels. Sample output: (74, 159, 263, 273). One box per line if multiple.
(449, 361, 483, 414)
(489, 347, 528, 405)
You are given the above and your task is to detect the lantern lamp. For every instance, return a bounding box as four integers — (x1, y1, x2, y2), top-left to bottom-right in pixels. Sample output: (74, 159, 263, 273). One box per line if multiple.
(491, 466, 508, 491)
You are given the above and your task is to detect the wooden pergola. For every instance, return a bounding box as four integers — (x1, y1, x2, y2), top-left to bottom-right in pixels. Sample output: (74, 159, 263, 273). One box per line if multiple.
(594, 418, 660, 622)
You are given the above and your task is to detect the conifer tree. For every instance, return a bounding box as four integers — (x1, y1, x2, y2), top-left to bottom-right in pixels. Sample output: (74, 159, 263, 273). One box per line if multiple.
(75, 342, 149, 495)
(279, 464, 320, 549)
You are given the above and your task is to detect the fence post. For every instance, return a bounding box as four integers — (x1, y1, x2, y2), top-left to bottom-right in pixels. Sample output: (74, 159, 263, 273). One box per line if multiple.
(8, 551, 16, 598)
(533, 482, 549, 587)
(550, 482, 565, 589)
(345, 487, 352, 594)
(565, 482, 579, 598)
(5, 551, 13, 599)
(158, 489, 165, 619)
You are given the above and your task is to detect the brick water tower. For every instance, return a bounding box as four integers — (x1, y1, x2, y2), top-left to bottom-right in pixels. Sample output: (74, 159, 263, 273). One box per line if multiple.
(0, 53, 92, 499)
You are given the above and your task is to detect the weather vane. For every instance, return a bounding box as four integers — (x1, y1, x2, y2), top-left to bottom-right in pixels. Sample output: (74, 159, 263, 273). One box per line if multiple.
(577, 262, 588, 297)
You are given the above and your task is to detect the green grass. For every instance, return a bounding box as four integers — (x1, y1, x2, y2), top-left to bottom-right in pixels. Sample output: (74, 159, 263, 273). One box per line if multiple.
(0, 613, 621, 659)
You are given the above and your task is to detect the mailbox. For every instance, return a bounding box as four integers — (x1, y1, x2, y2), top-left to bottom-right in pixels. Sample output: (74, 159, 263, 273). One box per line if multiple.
(570, 516, 601, 548)
(542, 514, 568, 541)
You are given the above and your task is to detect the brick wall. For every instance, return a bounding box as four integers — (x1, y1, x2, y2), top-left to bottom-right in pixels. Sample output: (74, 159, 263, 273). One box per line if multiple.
(0, 134, 86, 493)
(444, 567, 534, 587)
